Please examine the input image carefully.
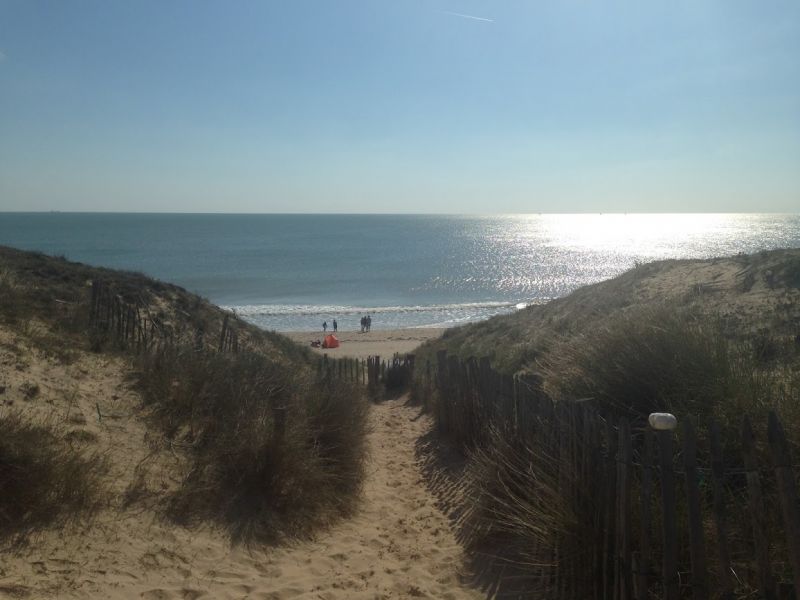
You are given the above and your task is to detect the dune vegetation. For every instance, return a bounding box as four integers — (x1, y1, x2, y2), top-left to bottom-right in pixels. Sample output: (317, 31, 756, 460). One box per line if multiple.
(412, 248, 800, 597)
(0, 245, 368, 545)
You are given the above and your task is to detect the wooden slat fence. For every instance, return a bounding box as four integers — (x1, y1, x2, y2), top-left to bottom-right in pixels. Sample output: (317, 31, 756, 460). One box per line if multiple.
(88, 279, 239, 354)
(424, 350, 800, 599)
(314, 354, 416, 391)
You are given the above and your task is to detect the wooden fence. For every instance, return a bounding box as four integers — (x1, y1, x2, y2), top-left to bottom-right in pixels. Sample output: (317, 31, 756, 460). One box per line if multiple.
(422, 350, 799, 599)
(315, 354, 415, 391)
(217, 314, 239, 353)
(88, 280, 239, 354)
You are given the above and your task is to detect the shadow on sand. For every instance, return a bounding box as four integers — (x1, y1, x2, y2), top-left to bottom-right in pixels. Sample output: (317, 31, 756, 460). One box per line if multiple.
(412, 413, 537, 600)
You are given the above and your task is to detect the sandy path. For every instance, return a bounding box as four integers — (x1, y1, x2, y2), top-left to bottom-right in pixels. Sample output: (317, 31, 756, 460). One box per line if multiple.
(128, 396, 482, 599)
(235, 396, 482, 600)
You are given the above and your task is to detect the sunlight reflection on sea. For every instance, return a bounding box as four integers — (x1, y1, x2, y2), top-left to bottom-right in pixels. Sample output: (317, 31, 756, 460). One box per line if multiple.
(1, 213, 798, 330)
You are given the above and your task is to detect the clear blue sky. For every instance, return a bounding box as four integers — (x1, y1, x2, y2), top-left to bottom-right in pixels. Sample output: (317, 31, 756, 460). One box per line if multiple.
(1, 1, 798, 213)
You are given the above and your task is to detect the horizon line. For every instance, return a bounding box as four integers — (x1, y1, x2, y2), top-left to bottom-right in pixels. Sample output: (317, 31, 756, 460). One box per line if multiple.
(1, 210, 798, 216)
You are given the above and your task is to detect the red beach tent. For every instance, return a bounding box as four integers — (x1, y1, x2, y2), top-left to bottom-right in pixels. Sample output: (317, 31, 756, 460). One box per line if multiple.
(322, 334, 340, 349)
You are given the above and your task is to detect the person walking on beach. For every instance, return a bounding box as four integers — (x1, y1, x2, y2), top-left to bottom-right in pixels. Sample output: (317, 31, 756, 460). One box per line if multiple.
(366, 315, 372, 332)
(323, 321, 327, 333)
(360, 316, 365, 333)
(333, 319, 337, 332)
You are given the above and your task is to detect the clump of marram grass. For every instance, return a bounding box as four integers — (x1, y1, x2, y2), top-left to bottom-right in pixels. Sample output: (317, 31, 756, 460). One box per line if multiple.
(458, 423, 604, 598)
(134, 348, 368, 544)
(0, 412, 105, 542)
(541, 305, 776, 421)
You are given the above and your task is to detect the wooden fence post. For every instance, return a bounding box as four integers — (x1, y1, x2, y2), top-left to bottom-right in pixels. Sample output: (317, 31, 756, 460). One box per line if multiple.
(637, 429, 653, 600)
(709, 420, 734, 600)
(105, 287, 112, 328)
(90, 280, 99, 325)
(681, 418, 708, 599)
(219, 315, 229, 352)
(767, 411, 800, 594)
(742, 416, 776, 600)
(617, 418, 632, 600)
(115, 296, 123, 339)
(603, 419, 618, 600)
(657, 428, 679, 600)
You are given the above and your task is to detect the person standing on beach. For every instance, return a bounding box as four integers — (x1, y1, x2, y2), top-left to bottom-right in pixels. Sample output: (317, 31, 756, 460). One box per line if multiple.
(333, 319, 337, 332)
(366, 315, 372, 332)
(360, 316, 365, 333)
(323, 321, 327, 333)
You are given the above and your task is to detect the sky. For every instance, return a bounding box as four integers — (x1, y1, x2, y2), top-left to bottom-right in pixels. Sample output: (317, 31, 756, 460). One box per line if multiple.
(0, 1, 798, 213)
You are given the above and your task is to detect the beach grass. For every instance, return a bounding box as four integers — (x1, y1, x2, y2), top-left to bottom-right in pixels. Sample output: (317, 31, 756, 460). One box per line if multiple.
(0, 244, 370, 545)
(0, 412, 106, 543)
(134, 347, 369, 543)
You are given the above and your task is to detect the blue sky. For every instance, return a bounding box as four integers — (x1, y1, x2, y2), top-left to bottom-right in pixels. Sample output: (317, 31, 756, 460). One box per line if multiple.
(0, 1, 798, 213)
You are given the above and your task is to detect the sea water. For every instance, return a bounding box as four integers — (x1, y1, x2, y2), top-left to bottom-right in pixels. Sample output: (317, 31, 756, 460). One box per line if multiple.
(1, 213, 799, 331)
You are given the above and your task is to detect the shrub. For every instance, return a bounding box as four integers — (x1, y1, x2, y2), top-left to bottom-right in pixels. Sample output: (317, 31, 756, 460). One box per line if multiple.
(0, 413, 105, 542)
(134, 349, 368, 543)
(542, 306, 763, 420)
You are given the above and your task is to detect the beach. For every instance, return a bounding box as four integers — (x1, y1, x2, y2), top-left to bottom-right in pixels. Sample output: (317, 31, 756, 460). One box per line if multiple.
(285, 327, 446, 360)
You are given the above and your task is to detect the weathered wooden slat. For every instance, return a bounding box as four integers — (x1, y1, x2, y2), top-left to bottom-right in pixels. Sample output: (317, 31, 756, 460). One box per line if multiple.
(90, 280, 99, 324)
(637, 429, 653, 600)
(617, 418, 632, 600)
(741, 416, 776, 600)
(709, 420, 734, 600)
(219, 314, 229, 352)
(657, 429, 679, 600)
(603, 419, 618, 600)
(681, 418, 708, 599)
(589, 412, 603, 600)
(767, 411, 800, 594)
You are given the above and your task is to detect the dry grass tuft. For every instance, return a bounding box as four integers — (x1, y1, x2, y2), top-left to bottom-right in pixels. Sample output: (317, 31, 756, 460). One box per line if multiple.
(459, 423, 603, 596)
(541, 305, 800, 440)
(0, 412, 106, 543)
(134, 349, 369, 544)
(543, 306, 739, 418)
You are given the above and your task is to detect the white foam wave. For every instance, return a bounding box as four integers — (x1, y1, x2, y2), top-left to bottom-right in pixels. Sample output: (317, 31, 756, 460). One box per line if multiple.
(223, 301, 522, 317)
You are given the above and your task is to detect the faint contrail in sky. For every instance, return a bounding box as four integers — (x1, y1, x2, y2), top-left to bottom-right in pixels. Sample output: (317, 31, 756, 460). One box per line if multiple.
(439, 10, 494, 22)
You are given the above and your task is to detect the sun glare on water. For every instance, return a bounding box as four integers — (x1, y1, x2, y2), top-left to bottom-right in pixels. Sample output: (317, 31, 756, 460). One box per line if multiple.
(539, 213, 731, 249)
(527, 214, 738, 255)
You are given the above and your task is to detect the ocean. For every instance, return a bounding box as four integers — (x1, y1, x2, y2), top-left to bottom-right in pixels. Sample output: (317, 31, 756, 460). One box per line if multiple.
(1, 213, 799, 331)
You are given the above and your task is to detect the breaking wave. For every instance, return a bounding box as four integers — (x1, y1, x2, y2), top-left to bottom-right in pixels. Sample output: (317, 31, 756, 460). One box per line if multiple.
(223, 300, 540, 331)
